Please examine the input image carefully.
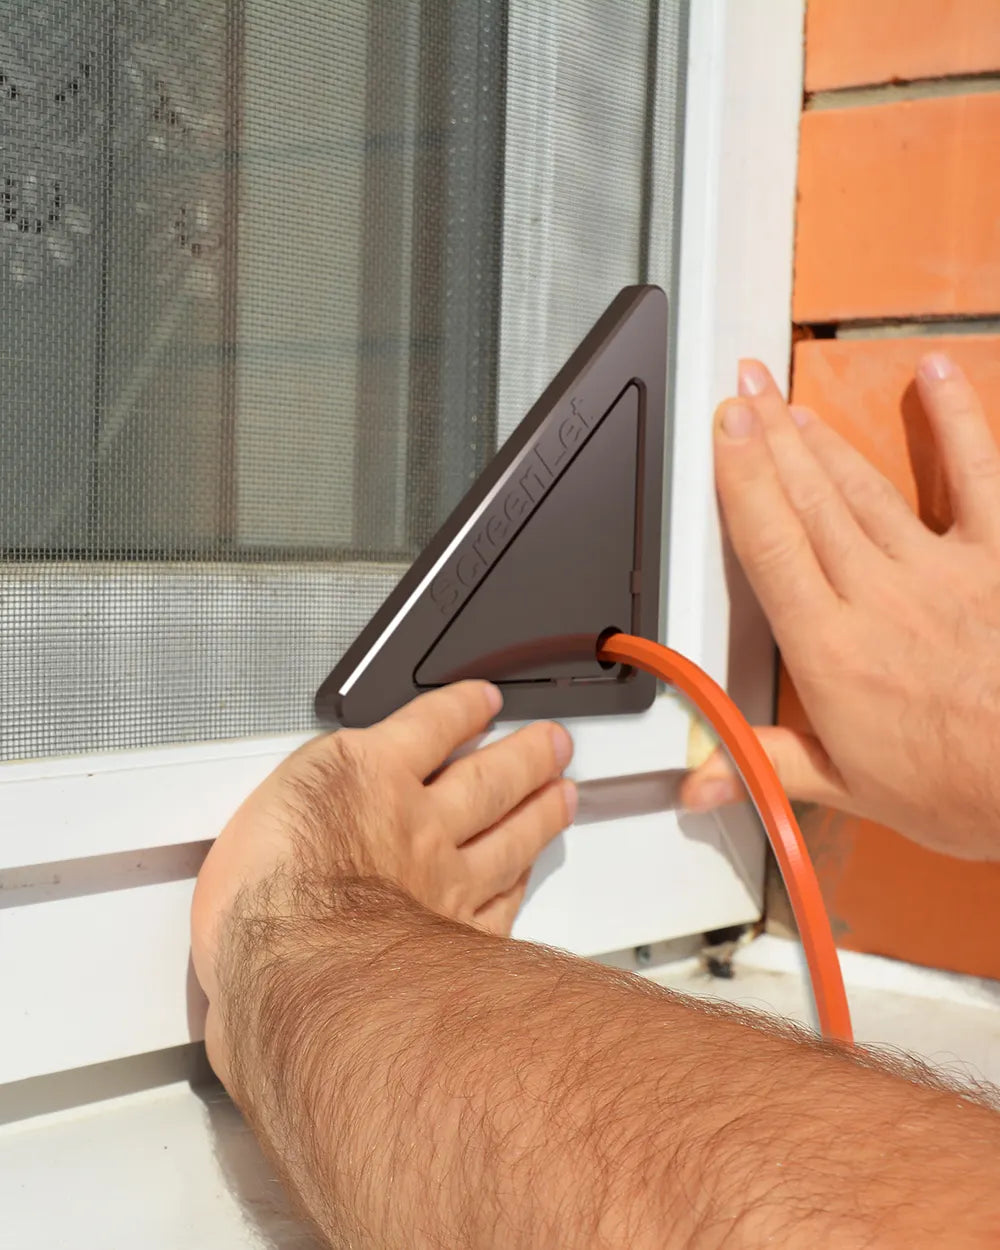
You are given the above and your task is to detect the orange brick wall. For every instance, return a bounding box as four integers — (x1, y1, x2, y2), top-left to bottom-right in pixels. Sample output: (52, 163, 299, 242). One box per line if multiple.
(781, 3, 1000, 978)
(805, 0, 1000, 91)
(796, 95, 1000, 322)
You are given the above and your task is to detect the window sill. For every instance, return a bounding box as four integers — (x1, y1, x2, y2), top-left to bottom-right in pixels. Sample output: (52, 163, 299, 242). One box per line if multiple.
(5, 934, 999, 1249)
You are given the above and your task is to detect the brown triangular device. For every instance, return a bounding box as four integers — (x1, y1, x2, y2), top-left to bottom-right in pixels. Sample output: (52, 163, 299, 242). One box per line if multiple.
(315, 284, 668, 726)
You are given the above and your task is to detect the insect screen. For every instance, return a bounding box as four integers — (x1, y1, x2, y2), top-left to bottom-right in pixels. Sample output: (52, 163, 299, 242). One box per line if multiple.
(0, 0, 687, 759)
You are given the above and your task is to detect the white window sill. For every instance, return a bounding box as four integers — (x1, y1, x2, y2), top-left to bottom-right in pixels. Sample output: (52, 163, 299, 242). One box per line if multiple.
(5, 934, 1000, 1250)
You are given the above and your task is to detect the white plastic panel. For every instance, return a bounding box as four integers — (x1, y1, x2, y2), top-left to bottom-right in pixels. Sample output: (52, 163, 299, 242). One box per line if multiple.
(2, 697, 765, 1084)
(667, 0, 803, 709)
(0, 732, 312, 870)
(1, 813, 761, 1085)
(513, 698, 763, 953)
(2, 880, 203, 1085)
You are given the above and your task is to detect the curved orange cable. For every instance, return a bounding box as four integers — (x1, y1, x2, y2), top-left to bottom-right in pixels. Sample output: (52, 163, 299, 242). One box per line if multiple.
(597, 632, 853, 1045)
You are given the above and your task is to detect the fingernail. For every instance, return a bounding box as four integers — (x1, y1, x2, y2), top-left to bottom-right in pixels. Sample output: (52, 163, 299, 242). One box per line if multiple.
(738, 360, 769, 397)
(919, 352, 956, 383)
(485, 683, 503, 715)
(719, 402, 757, 440)
(789, 404, 812, 429)
(685, 777, 741, 812)
(561, 778, 578, 824)
(551, 724, 573, 769)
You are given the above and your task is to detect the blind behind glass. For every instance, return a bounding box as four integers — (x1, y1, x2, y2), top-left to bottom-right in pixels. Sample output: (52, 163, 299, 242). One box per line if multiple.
(0, 0, 687, 761)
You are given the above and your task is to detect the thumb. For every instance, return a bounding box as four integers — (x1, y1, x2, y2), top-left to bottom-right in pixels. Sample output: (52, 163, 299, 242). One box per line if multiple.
(680, 726, 848, 812)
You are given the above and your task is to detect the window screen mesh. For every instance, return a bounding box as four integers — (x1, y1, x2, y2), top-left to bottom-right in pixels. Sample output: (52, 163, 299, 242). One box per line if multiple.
(1, 0, 687, 761)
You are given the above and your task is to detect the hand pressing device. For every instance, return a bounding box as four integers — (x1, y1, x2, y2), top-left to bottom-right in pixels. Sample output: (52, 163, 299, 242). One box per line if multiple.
(316, 285, 852, 1045)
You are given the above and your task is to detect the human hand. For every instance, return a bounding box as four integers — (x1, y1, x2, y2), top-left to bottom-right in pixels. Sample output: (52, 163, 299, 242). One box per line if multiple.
(682, 354, 1000, 860)
(191, 682, 576, 1070)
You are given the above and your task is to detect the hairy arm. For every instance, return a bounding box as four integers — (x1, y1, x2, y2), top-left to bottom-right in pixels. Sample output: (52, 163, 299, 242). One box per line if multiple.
(219, 874, 1000, 1249)
(194, 682, 1000, 1247)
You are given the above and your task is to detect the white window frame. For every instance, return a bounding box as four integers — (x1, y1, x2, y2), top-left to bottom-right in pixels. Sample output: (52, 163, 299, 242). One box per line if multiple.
(0, 0, 805, 1086)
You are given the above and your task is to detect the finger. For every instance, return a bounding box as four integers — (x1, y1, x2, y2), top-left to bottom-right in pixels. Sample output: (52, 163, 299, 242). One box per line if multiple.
(432, 721, 573, 842)
(473, 871, 531, 937)
(374, 681, 502, 779)
(916, 353, 1000, 540)
(714, 399, 837, 651)
(738, 360, 881, 593)
(679, 726, 849, 811)
(789, 405, 928, 559)
(461, 778, 576, 902)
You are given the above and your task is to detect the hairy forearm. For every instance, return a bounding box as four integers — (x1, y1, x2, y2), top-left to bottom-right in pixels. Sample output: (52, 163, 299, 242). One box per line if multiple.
(219, 876, 1000, 1249)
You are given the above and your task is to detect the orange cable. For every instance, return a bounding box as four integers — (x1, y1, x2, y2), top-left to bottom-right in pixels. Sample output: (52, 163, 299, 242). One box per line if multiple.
(597, 632, 853, 1045)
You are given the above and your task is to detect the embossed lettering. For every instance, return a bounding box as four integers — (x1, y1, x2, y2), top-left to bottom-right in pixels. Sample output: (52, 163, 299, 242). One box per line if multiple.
(430, 573, 460, 611)
(485, 513, 507, 547)
(559, 416, 584, 451)
(518, 453, 549, 503)
(457, 549, 485, 587)
(430, 412, 599, 617)
(570, 395, 593, 426)
(504, 488, 527, 524)
(535, 435, 563, 475)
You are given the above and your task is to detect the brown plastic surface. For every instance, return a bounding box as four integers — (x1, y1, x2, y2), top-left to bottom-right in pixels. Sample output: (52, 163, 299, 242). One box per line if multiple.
(416, 384, 639, 686)
(315, 285, 668, 727)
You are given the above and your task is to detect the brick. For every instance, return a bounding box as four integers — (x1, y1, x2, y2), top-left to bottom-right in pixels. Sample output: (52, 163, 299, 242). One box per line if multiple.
(806, 0, 1000, 92)
(794, 94, 1000, 323)
(775, 335, 1000, 977)
(787, 807, 1000, 980)
(777, 660, 1000, 980)
(792, 335, 1000, 530)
